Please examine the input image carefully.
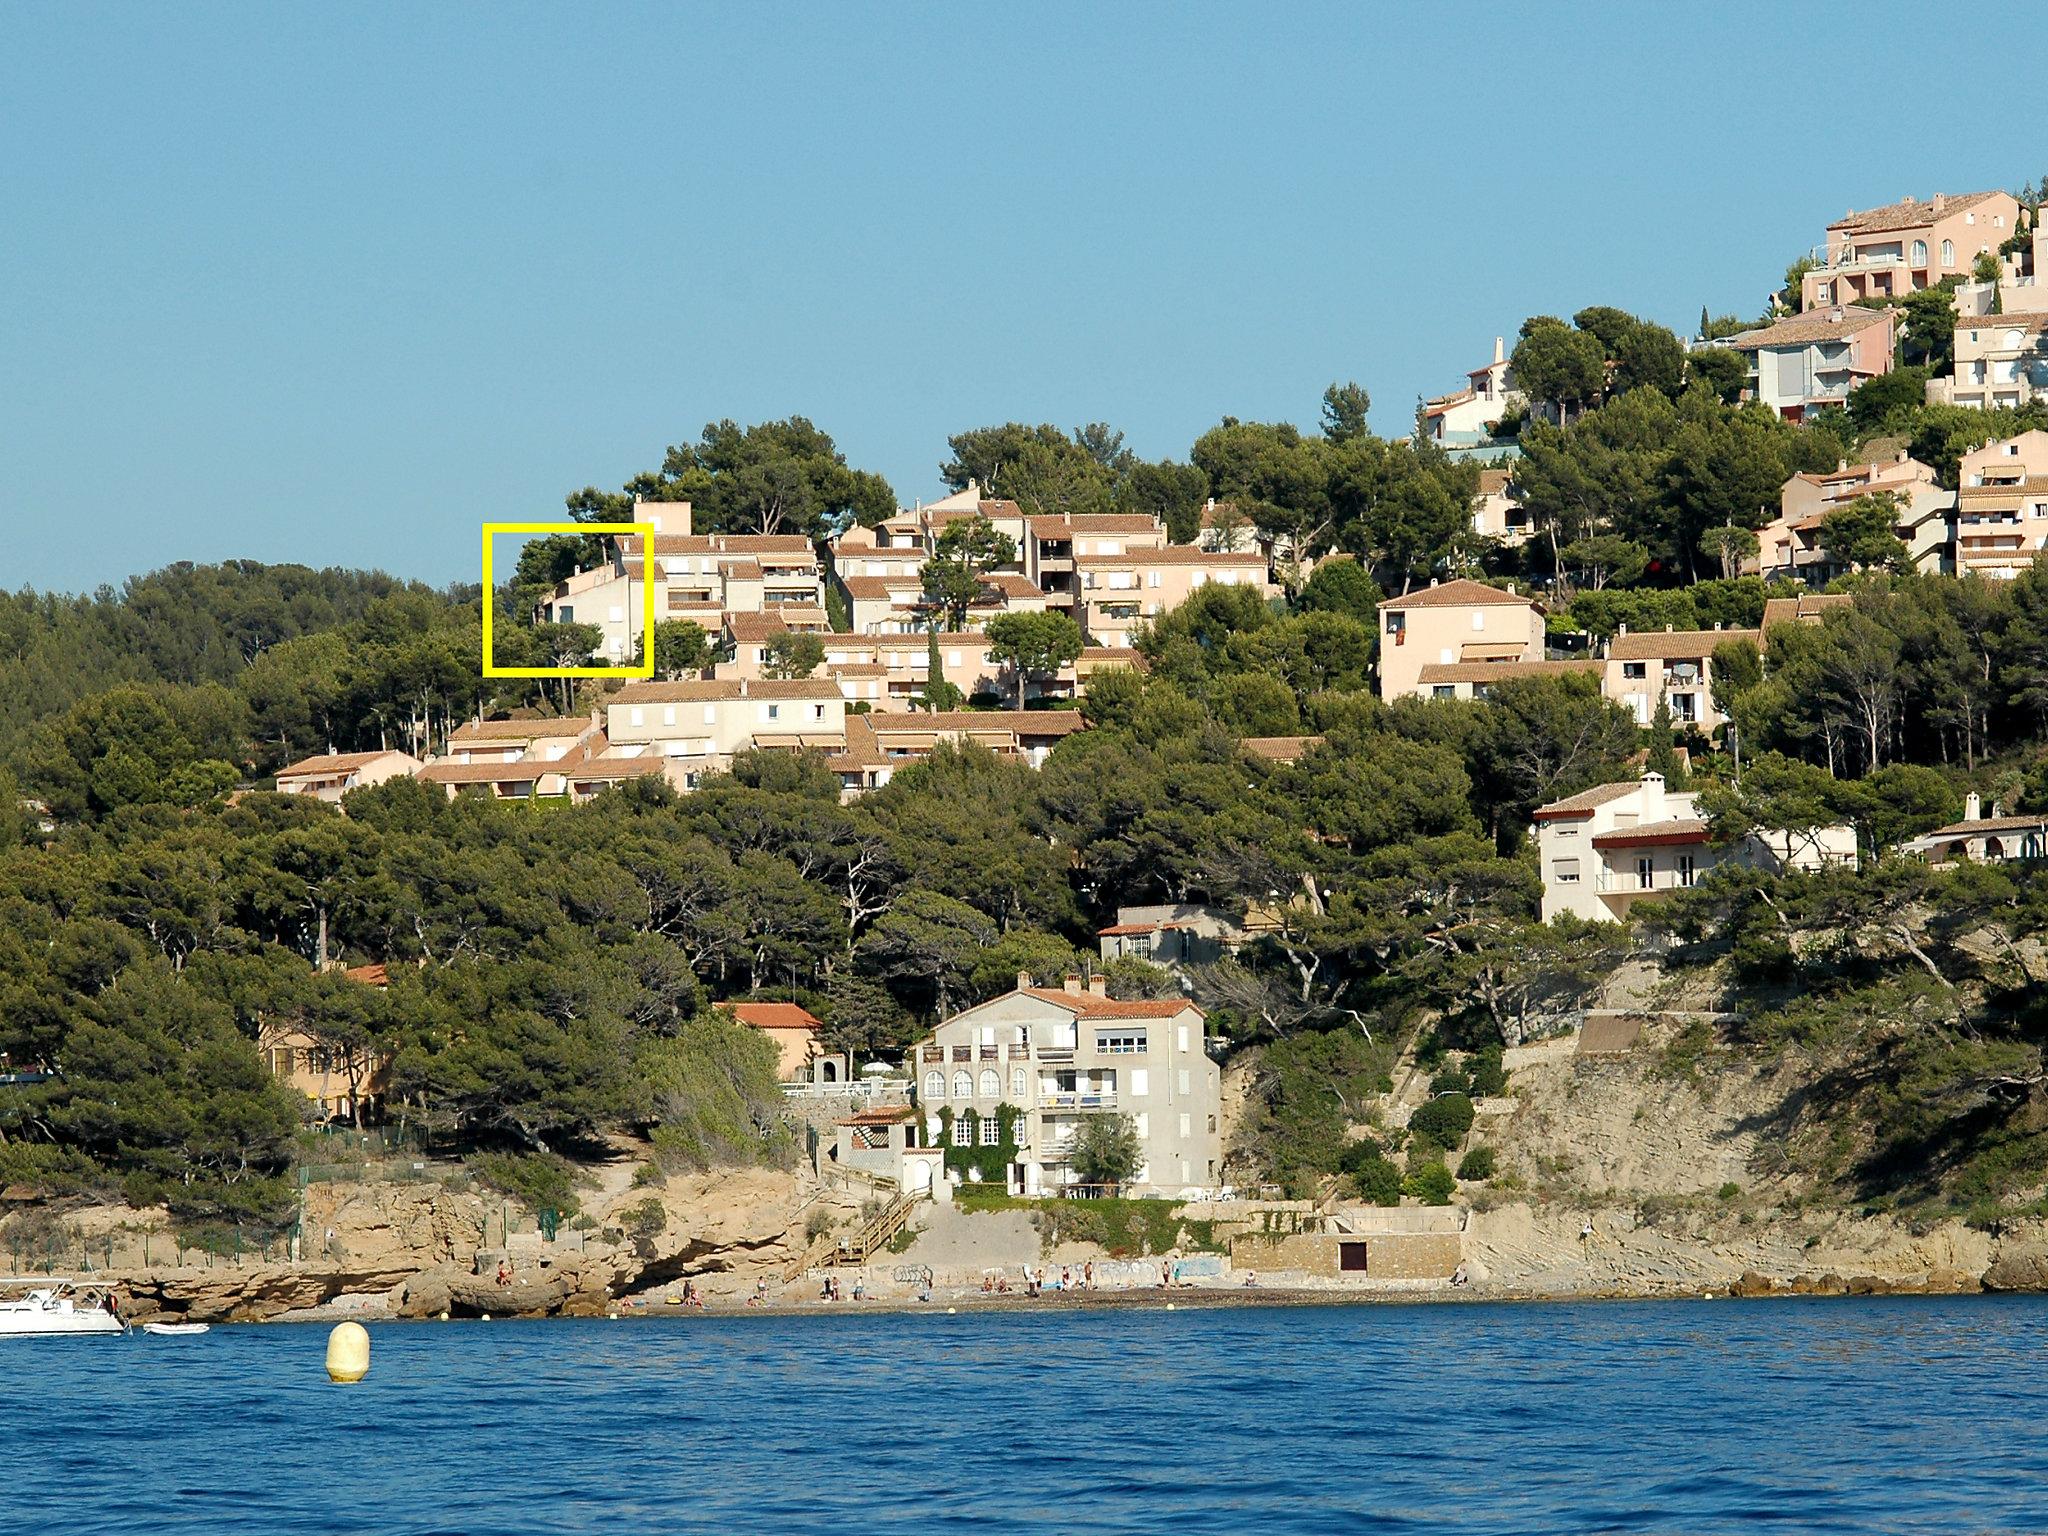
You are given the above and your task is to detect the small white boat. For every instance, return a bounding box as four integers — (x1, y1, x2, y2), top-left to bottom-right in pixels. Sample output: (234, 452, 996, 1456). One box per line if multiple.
(142, 1321, 209, 1337)
(0, 1278, 125, 1337)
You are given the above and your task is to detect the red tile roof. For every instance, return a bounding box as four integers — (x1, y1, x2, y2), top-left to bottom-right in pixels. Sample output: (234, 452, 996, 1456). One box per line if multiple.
(1019, 987, 1200, 1019)
(728, 1001, 823, 1031)
(277, 750, 405, 778)
(1378, 578, 1536, 612)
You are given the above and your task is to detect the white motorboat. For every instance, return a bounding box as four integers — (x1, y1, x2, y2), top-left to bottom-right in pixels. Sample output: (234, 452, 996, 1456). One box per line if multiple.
(141, 1321, 209, 1336)
(0, 1278, 125, 1337)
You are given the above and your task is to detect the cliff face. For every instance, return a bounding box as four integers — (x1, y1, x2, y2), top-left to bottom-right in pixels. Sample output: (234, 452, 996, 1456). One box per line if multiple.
(94, 1165, 821, 1323)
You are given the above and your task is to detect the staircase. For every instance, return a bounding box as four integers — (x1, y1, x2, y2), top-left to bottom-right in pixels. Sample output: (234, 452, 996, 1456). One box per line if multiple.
(830, 1193, 920, 1267)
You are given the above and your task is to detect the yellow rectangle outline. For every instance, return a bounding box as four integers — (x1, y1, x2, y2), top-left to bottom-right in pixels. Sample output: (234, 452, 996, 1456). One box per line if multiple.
(481, 521, 659, 678)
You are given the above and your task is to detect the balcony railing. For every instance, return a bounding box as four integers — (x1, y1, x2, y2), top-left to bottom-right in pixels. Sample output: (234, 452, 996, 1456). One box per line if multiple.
(1040, 1092, 1117, 1111)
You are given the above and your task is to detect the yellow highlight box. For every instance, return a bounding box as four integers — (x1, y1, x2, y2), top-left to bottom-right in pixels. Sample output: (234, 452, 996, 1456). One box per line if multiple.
(481, 521, 657, 679)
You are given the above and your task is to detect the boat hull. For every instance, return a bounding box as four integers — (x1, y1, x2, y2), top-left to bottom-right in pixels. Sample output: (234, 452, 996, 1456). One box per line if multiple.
(0, 1309, 125, 1337)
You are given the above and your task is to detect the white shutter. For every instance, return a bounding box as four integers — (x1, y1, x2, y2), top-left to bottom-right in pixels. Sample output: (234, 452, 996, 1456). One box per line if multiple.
(1130, 1068, 1149, 1097)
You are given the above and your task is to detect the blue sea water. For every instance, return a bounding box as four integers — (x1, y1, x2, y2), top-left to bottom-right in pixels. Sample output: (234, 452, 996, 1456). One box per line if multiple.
(7, 1294, 2048, 1534)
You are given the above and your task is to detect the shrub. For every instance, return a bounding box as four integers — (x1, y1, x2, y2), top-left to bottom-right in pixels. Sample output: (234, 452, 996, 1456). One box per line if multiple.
(1404, 1156, 1457, 1206)
(1409, 1093, 1476, 1149)
(641, 1015, 795, 1172)
(1717, 1181, 1741, 1201)
(1430, 1065, 1472, 1097)
(1456, 1147, 1497, 1181)
(1468, 1046, 1509, 1098)
(1349, 1153, 1403, 1205)
(472, 1150, 583, 1218)
(623, 1197, 667, 1238)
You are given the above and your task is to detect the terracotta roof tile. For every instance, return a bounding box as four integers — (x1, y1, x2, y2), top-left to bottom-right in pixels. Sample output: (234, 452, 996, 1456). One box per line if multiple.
(1607, 628, 1758, 662)
(1829, 191, 2002, 234)
(277, 750, 407, 778)
(727, 1001, 823, 1030)
(1378, 578, 1536, 612)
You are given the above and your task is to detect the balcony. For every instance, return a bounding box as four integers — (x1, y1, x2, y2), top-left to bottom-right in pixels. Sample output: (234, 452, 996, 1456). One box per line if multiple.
(1040, 1092, 1118, 1111)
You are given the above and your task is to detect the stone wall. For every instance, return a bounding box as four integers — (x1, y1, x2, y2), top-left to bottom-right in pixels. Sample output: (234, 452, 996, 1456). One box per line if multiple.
(1230, 1231, 1461, 1280)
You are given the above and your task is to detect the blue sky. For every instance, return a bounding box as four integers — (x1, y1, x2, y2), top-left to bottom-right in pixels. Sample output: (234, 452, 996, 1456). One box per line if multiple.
(4, 1, 2043, 593)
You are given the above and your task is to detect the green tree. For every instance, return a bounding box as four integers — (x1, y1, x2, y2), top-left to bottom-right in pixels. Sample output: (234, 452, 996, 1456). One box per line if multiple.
(921, 516, 1017, 629)
(1510, 317, 1607, 416)
(984, 611, 1083, 708)
(1686, 347, 1749, 405)
(1321, 381, 1373, 443)
(1069, 1111, 1142, 1188)
(1699, 522, 1760, 580)
(1819, 492, 1909, 574)
(762, 631, 826, 680)
(1901, 283, 1960, 371)
(636, 619, 712, 680)
(1123, 459, 1210, 544)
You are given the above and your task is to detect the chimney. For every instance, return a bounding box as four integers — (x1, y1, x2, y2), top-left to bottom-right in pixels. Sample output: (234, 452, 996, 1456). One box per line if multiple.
(1897, 449, 1909, 463)
(1830, 306, 1845, 324)
(1966, 790, 1983, 821)
(1016, 969, 1032, 992)
(1642, 771, 1666, 822)
(1062, 973, 1083, 995)
(967, 478, 980, 497)
(1837, 458, 1848, 472)
(1493, 335, 1505, 365)
(1089, 975, 1109, 998)
(1933, 193, 1946, 214)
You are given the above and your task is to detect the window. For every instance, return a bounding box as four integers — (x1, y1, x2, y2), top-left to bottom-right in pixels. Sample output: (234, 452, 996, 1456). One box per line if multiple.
(629, 707, 644, 726)
(813, 704, 826, 720)
(1134, 1113, 1149, 1139)
(1096, 1029, 1148, 1054)
(703, 705, 717, 724)
(558, 605, 574, 623)
(1622, 661, 1645, 680)
(1636, 857, 1653, 891)
(1148, 571, 1161, 588)
(1432, 685, 1455, 701)
(952, 1071, 971, 1098)
(1942, 239, 1955, 267)
(1471, 611, 1485, 631)
(1177, 1024, 1190, 1053)
(952, 1114, 972, 1146)
(1179, 1113, 1192, 1139)
(609, 604, 625, 623)
(1678, 854, 1696, 888)
(1386, 612, 1406, 643)
(979, 1114, 1002, 1146)
(1011, 1067, 1027, 1097)
(1911, 239, 1928, 266)
(662, 707, 676, 726)
(1556, 826, 1578, 838)
(1554, 859, 1580, 885)
(978, 1068, 999, 1097)
(766, 704, 780, 721)
(1130, 1068, 1149, 1097)
(924, 1071, 944, 1100)
(1814, 282, 1830, 304)
(1178, 1069, 1191, 1095)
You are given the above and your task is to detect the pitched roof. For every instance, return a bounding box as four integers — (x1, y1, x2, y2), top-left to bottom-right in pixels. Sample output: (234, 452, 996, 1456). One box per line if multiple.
(610, 679, 839, 704)
(727, 1001, 823, 1030)
(1592, 817, 1712, 850)
(342, 962, 390, 987)
(840, 575, 920, 601)
(277, 750, 405, 778)
(652, 533, 816, 556)
(1729, 305, 1890, 351)
(1531, 780, 1642, 821)
(1242, 735, 1324, 762)
(1074, 546, 1266, 568)
(1959, 311, 2048, 336)
(448, 719, 587, 744)
(1607, 627, 1758, 661)
(1829, 191, 2002, 234)
(1378, 578, 1536, 612)
(977, 573, 1045, 599)
(868, 710, 1085, 737)
(1017, 987, 1200, 1019)
(1476, 468, 1513, 496)
(1417, 659, 1601, 683)
(1915, 813, 2048, 840)
(725, 612, 791, 641)
(1762, 593, 1853, 630)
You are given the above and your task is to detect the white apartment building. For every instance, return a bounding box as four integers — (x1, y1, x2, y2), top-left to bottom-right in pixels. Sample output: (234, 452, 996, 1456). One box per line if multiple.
(1954, 430, 2048, 578)
(1534, 773, 1855, 923)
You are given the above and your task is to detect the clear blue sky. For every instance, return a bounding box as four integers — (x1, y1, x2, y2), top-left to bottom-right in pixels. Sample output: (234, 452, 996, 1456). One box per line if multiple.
(4, 1, 2043, 593)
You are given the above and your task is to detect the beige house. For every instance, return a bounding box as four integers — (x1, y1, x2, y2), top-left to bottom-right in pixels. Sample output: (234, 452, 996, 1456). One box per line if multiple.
(1024, 513, 1169, 619)
(1376, 579, 1545, 701)
(1955, 430, 2048, 578)
(1760, 454, 1952, 578)
(1604, 627, 1756, 733)
(259, 962, 393, 1122)
(1802, 191, 2021, 309)
(912, 975, 1221, 1197)
(1728, 305, 1896, 420)
(825, 710, 1085, 796)
(1470, 467, 1531, 545)
(725, 1000, 848, 1085)
(1097, 903, 1247, 966)
(1901, 793, 2048, 865)
(274, 750, 421, 802)
(443, 716, 601, 764)
(816, 632, 1019, 708)
(1936, 313, 2048, 411)
(1078, 546, 1273, 647)
(1761, 592, 1852, 633)
(1535, 773, 1855, 924)
(596, 677, 846, 788)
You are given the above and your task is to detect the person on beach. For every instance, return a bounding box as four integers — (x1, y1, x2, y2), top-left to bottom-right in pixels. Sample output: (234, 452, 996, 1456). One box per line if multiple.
(1158, 1261, 1170, 1289)
(852, 1275, 865, 1302)
(1060, 1265, 1071, 1291)
(495, 1259, 514, 1287)
(1083, 1261, 1094, 1290)
(1451, 1264, 1469, 1287)
(1243, 1270, 1259, 1288)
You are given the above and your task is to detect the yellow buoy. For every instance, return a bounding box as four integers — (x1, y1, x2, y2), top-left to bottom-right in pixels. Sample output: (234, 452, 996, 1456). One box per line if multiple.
(1166, 1303, 1176, 1311)
(325, 1321, 369, 1383)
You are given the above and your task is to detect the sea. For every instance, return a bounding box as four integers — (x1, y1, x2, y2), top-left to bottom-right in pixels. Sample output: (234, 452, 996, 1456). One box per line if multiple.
(8, 1294, 2048, 1534)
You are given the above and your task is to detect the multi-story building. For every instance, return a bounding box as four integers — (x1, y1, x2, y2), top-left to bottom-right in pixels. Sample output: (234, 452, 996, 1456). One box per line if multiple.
(825, 710, 1086, 796)
(1420, 336, 1523, 450)
(1023, 513, 1169, 619)
(1936, 313, 2048, 411)
(273, 749, 421, 801)
(1075, 546, 1273, 646)
(537, 498, 827, 663)
(1801, 191, 2021, 309)
(596, 677, 846, 788)
(1954, 430, 2048, 578)
(1760, 453, 1953, 578)
(1376, 579, 1546, 701)
(1534, 773, 1855, 923)
(1603, 626, 1757, 732)
(1728, 305, 1896, 420)
(910, 974, 1221, 1197)
(813, 632, 1016, 708)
